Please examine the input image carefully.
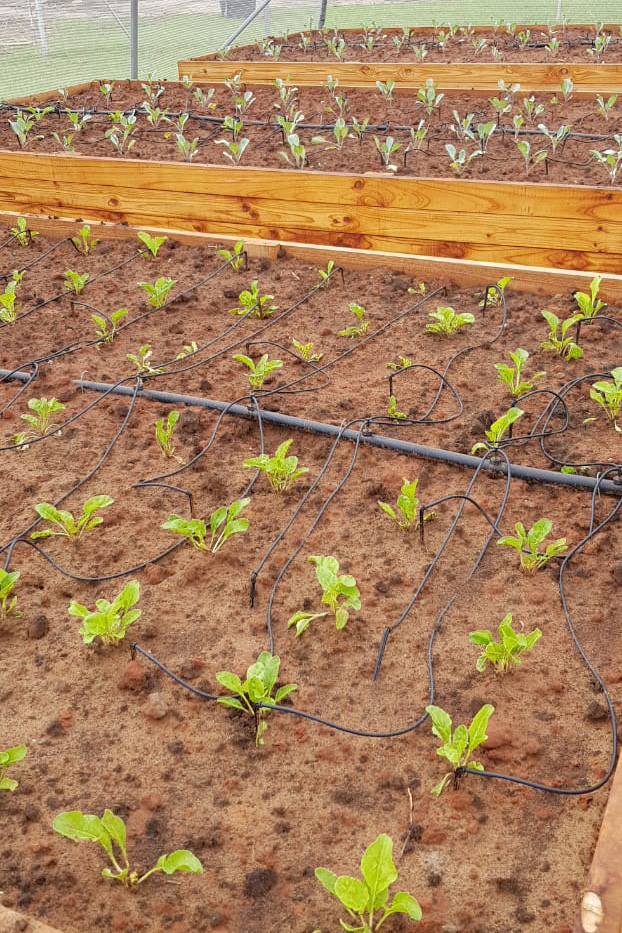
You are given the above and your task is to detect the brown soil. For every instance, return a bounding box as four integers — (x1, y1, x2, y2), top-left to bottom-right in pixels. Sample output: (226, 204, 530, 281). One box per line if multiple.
(2, 81, 620, 186)
(214, 25, 622, 64)
(1, 225, 621, 933)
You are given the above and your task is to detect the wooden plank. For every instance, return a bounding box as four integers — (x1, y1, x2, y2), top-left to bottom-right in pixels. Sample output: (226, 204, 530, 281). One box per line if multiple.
(575, 753, 622, 933)
(177, 59, 622, 92)
(4, 211, 622, 299)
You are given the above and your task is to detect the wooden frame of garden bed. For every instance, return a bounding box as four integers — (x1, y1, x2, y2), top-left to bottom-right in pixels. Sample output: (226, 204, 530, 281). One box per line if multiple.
(1, 209, 622, 931)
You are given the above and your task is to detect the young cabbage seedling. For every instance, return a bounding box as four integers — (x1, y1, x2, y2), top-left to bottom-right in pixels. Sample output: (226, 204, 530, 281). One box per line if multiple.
(162, 498, 250, 553)
(138, 275, 176, 309)
(69, 580, 140, 646)
(378, 478, 435, 530)
(497, 518, 567, 571)
(13, 396, 65, 446)
(589, 137, 622, 183)
(540, 310, 583, 360)
(31, 495, 114, 540)
(243, 438, 309, 492)
(589, 367, 622, 431)
(313, 833, 421, 932)
(595, 93, 617, 120)
(0, 745, 28, 791)
(126, 344, 164, 375)
(53, 810, 202, 886)
(0, 569, 21, 621)
(337, 302, 369, 337)
(105, 111, 137, 154)
(71, 224, 99, 255)
(469, 612, 542, 673)
(515, 139, 547, 177)
(234, 353, 283, 390)
(574, 275, 606, 318)
(64, 270, 89, 294)
(216, 651, 297, 745)
(292, 338, 323, 362)
(217, 239, 246, 270)
(99, 82, 115, 104)
(426, 703, 494, 795)
(137, 231, 167, 259)
(373, 135, 401, 172)
(92, 307, 128, 343)
(229, 280, 278, 317)
(426, 306, 474, 336)
(494, 348, 545, 397)
(10, 217, 38, 246)
(471, 407, 524, 453)
(155, 410, 184, 461)
(307, 554, 360, 630)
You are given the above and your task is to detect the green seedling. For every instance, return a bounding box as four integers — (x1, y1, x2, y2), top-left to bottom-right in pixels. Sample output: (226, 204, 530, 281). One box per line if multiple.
(175, 341, 198, 359)
(233, 353, 283, 390)
(51, 132, 75, 152)
(216, 136, 250, 164)
(244, 438, 309, 492)
(0, 569, 21, 621)
(445, 144, 480, 174)
(450, 109, 476, 141)
(217, 239, 246, 270)
(425, 305, 474, 336)
(595, 93, 617, 120)
(317, 260, 335, 287)
(589, 367, 622, 431)
(64, 270, 89, 294)
(10, 217, 38, 246)
(522, 94, 545, 123)
(31, 495, 114, 540)
(162, 497, 250, 553)
(105, 111, 137, 155)
(292, 338, 322, 362)
(426, 703, 494, 795)
(71, 224, 99, 255)
(590, 137, 622, 183)
(387, 395, 406, 420)
(53, 810, 202, 886)
(350, 115, 370, 144)
(92, 307, 128, 343)
(476, 120, 496, 153)
(479, 275, 512, 307)
(8, 110, 42, 148)
(469, 613, 542, 673)
(337, 302, 369, 337)
(64, 109, 90, 131)
(540, 310, 583, 360)
(515, 139, 548, 176)
(137, 231, 167, 258)
(373, 135, 401, 172)
(0, 273, 21, 323)
(99, 82, 115, 104)
(155, 410, 184, 462)
(138, 275, 176, 308)
(216, 651, 297, 745)
(69, 580, 140, 646)
(386, 355, 413, 371)
(574, 275, 606, 318)
(140, 76, 164, 106)
(192, 86, 216, 109)
(0, 745, 28, 791)
(471, 406, 524, 453)
(537, 122, 571, 154)
(229, 280, 278, 317)
(126, 344, 164, 375)
(495, 348, 545, 397)
(141, 102, 169, 127)
(498, 518, 567, 571)
(417, 77, 444, 114)
(307, 554, 360, 630)
(375, 79, 395, 104)
(13, 396, 65, 445)
(279, 132, 307, 169)
(405, 120, 428, 154)
(313, 833, 421, 932)
(378, 477, 434, 530)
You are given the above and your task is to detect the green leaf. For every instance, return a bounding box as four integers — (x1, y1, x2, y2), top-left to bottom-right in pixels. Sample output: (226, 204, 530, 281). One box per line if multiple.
(315, 867, 338, 894)
(101, 809, 127, 854)
(216, 696, 246, 712)
(216, 671, 242, 693)
(334, 875, 369, 913)
(274, 683, 298, 703)
(425, 705, 452, 744)
(154, 850, 203, 874)
(0, 777, 18, 791)
(468, 630, 492, 646)
(82, 495, 114, 517)
(528, 518, 552, 547)
(385, 891, 422, 920)
(360, 833, 397, 907)
(468, 704, 494, 751)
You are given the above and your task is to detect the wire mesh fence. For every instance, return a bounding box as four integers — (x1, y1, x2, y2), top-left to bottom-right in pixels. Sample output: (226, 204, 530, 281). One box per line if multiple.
(0, 0, 620, 99)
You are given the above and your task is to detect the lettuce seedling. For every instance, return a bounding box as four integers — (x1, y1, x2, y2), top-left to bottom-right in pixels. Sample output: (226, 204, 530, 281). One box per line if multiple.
(469, 612, 542, 673)
(216, 651, 297, 745)
(10, 217, 38, 246)
(233, 353, 283, 389)
(126, 344, 164, 375)
(378, 477, 434, 529)
(53, 809, 202, 886)
(92, 306, 128, 343)
(471, 406, 524, 453)
(314, 833, 421, 932)
(425, 306, 475, 336)
(540, 310, 583, 359)
(229, 280, 278, 318)
(426, 703, 494, 795)
(69, 580, 140, 645)
(574, 275, 607, 318)
(308, 554, 360, 630)
(338, 302, 369, 337)
(494, 348, 545, 396)
(292, 338, 323, 362)
(32, 495, 113, 540)
(243, 438, 309, 492)
(162, 497, 250, 553)
(13, 396, 65, 446)
(498, 518, 567, 571)
(217, 239, 246, 270)
(0, 569, 21, 621)
(155, 410, 184, 462)
(0, 744, 27, 791)
(137, 231, 167, 258)
(64, 270, 89, 294)
(71, 224, 99, 255)
(138, 276, 176, 309)
(590, 367, 622, 431)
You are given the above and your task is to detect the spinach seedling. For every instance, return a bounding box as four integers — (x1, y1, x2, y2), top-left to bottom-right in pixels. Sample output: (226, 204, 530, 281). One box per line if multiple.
(53, 810, 202, 886)
(0, 274, 21, 323)
(471, 406, 524, 453)
(469, 612, 541, 673)
(292, 338, 322, 362)
(31, 495, 114, 540)
(498, 518, 567, 571)
(0, 569, 21, 621)
(540, 310, 583, 359)
(314, 833, 421, 932)
(386, 355, 413, 371)
(229, 280, 278, 317)
(69, 580, 140, 645)
(378, 478, 434, 530)
(126, 344, 164, 375)
(0, 745, 28, 791)
(13, 396, 65, 446)
(162, 498, 250, 553)
(589, 367, 622, 431)
(10, 217, 38, 246)
(426, 703, 494, 795)
(138, 275, 176, 308)
(337, 302, 369, 337)
(244, 438, 309, 492)
(233, 353, 283, 389)
(71, 224, 99, 255)
(137, 231, 167, 258)
(425, 306, 474, 336)
(217, 239, 246, 270)
(387, 395, 406, 420)
(155, 410, 184, 461)
(64, 270, 89, 294)
(216, 651, 297, 745)
(574, 275, 606, 318)
(495, 348, 545, 396)
(92, 306, 128, 343)
(308, 554, 360, 630)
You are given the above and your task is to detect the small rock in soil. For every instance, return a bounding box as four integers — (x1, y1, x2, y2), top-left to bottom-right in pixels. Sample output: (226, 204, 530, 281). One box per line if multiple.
(24, 804, 40, 822)
(495, 876, 522, 895)
(427, 872, 442, 887)
(28, 614, 49, 639)
(167, 740, 185, 755)
(45, 719, 65, 737)
(244, 867, 276, 898)
(586, 699, 608, 721)
(144, 691, 168, 720)
(515, 907, 536, 924)
(117, 660, 148, 692)
(179, 658, 203, 680)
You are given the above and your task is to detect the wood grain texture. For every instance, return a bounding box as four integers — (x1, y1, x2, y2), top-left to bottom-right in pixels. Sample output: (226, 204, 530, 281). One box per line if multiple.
(1, 151, 621, 272)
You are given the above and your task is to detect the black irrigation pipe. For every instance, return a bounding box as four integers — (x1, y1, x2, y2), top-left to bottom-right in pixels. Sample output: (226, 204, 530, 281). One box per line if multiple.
(73, 380, 622, 496)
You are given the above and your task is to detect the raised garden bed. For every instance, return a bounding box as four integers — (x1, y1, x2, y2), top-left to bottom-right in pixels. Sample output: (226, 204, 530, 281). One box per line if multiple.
(2, 80, 622, 270)
(1, 216, 621, 933)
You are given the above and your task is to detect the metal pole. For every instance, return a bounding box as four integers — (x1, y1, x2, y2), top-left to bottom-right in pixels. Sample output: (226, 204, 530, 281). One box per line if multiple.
(131, 0, 139, 80)
(32, 0, 48, 57)
(220, 0, 272, 50)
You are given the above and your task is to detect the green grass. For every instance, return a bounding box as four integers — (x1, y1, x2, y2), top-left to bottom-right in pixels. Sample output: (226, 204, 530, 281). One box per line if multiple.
(1, 3, 620, 100)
